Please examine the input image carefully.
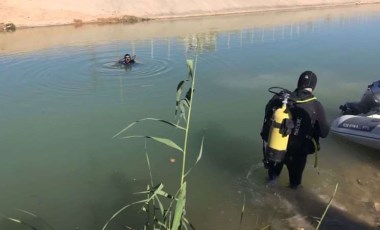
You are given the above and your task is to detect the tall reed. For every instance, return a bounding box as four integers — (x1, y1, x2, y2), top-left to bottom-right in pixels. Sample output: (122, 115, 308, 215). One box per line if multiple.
(103, 57, 202, 230)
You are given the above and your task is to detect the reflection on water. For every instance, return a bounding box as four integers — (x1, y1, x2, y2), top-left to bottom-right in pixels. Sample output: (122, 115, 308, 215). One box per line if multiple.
(1, 5, 380, 230)
(182, 32, 218, 53)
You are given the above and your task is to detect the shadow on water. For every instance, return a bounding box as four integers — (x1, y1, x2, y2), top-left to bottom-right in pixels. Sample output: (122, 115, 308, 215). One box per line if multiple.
(196, 123, 378, 229)
(240, 140, 380, 230)
(239, 172, 378, 230)
(272, 186, 376, 230)
(199, 122, 258, 176)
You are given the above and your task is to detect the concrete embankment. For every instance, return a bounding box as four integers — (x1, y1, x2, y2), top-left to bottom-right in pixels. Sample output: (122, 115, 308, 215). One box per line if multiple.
(1, 0, 380, 28)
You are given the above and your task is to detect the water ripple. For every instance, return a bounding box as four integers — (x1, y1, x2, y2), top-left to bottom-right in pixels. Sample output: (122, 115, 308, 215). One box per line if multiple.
(99, 56, 173, 80)
(0, 45, 175, 100)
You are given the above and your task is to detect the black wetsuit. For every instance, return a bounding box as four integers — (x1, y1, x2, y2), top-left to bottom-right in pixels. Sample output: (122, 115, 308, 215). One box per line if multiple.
(119, 59, 135, 65)
(261, 88, 329, 188)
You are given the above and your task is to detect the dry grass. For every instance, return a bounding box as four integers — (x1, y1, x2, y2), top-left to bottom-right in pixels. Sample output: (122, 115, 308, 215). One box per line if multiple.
(96, 15, 150, 24)
(1, 22, 17, 32)
(73, 19, 83, 27)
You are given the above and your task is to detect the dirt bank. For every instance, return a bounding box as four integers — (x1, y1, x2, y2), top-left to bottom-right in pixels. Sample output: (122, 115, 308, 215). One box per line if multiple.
(1, 0, 380, 28)
(2, 3, 380, 54)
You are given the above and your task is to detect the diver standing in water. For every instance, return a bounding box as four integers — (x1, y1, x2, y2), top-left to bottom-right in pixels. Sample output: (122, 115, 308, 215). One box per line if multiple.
(119, 54, 136, 65)
(260, 71, 330, 189)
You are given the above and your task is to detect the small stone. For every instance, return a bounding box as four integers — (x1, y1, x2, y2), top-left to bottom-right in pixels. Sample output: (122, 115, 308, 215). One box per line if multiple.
(374, 202, 380, 212)
(4, 23, 16, 32)
(360, 197, 369, 202)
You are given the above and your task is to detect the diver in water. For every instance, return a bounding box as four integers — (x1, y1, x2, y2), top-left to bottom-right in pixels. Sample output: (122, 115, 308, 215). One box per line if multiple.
(260, 71, 330, 189)
(119, 54, 136, 65)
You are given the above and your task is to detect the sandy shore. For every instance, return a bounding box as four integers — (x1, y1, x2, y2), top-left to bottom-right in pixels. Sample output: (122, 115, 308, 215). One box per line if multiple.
(1, 3, 380, 54)
(1, 0, 380, 28)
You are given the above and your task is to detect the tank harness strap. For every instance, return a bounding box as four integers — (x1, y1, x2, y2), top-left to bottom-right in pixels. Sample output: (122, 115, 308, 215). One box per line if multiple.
(262, 140, 269, 169)
(272, 121, 282, 129)
(312, 138, 318, 169)
(295, 97, 317, 103)
(306, 135, 319, 169)
(272, 119, 293, 135)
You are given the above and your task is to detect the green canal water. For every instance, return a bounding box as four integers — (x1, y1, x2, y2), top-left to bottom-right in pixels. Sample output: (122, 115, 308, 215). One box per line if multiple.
(1, 5, 380, 230)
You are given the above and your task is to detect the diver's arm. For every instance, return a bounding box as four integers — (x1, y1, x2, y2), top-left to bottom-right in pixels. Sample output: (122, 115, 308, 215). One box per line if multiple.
(315, 101, 330, 138)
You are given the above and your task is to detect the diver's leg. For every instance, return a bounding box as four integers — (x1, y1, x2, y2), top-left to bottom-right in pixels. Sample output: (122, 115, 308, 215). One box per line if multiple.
(268, 160, 284, 180)
(287, 154, 307, 189)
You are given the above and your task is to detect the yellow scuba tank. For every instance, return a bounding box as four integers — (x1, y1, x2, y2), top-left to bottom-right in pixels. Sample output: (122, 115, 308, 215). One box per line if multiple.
(266, 93, 293, 163)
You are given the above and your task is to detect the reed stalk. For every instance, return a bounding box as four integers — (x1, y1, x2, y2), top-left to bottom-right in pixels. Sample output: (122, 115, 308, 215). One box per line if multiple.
(316, 183, 339, 230)
(105, 57, 201, 230)
(180, 56, 197, 186)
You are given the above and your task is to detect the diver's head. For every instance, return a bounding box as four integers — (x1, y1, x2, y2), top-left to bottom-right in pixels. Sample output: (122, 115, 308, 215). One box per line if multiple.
(297, 71, 317, 91)
(124, 54, 131, 63)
